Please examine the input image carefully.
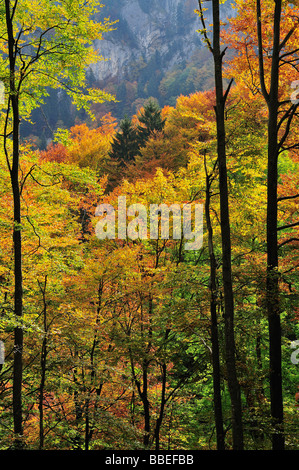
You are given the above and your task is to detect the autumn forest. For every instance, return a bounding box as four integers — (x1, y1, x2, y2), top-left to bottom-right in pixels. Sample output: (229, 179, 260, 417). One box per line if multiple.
(0, 0, 298, 452)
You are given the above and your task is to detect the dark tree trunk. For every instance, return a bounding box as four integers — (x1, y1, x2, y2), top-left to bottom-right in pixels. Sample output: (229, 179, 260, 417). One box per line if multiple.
(38, 277, 48, 450)
(154, 327, 170, 451)
(211, 0, 244, 450)
(256, 0, 284, 449)
(129, 352, 151, 447)
(204, 155, 225, 450)
(5, 0, 24, 446)
(142, 362, 151, 447)
(154, 362, 166, 451)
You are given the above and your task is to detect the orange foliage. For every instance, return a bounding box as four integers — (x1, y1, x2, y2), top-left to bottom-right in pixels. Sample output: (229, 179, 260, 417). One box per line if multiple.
(222, 0, 299, 98)
(40, 142, 68, 163)
(39, 113, 118, 176)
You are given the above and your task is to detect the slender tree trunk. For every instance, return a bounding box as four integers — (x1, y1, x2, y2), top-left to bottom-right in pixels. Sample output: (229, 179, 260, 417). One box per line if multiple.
(129, 349, 151, 447)
(256, 0, 284, 449)
(154, 363, 166, 451)
(38, 277, 48, 450)
(39, 335, 47, 450)
(84, 397, 91, 451)
(84, 280, 105, 451)
(5, 0, 24, 446)
(154, 329, 170, 451)
(12, 170, 23, 446)
(72, 347, 83, 450)
(211, 0, 243, 450)
(204, 155, 225, 450)
(142, 361, 151, 447)
(267, 102, 284, 450)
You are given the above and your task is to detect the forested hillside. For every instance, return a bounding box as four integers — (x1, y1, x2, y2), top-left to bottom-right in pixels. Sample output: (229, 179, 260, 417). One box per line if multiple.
(0, 0, 298, 452)
(20, 0, 236, 146)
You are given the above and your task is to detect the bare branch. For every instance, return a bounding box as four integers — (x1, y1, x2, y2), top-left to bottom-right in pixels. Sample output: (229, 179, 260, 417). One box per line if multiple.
(277, 193, 299, 202)
(279, 48, 299, 60)
(277, 103, 298, 152)
(20, 164, 37, 195)
(197, 0, 213, 53)
(256, 0, 269, 102)
(223, 78, 234, 104)
(277, 221, 299, 231)
(279, 23, 298, 51)
(278, 237, 299, 249)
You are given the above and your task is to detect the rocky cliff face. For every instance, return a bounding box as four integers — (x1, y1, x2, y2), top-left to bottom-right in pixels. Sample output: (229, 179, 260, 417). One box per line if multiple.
(21, 1, 236, 143)
(91, 0, 234, 82)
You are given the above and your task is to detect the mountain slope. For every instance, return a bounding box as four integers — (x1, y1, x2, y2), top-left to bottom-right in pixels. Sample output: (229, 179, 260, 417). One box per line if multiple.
(22, 0, 235, 144)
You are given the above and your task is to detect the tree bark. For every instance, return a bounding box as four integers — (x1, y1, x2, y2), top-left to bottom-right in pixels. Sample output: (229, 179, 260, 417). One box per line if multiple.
(5, 0, 24, 446)
(211, 0, 244, 450)
(256, 0, 284, 449)
(204, 155, 225, 450)
(154, 330, 169, 451)
(38, 277, 48, 450)
(154, 362, 166, 451)
(129, 351, 151, 447)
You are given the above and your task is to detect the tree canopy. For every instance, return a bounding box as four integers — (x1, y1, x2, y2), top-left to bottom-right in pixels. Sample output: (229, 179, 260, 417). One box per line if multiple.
(0, 0, 298, 452)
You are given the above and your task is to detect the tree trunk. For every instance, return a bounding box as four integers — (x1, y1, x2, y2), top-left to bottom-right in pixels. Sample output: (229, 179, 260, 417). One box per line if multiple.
(154, 327, 170, 451)
(84, 397, 91, 451)
(129, 351, 151, 447)
(142, 361, 151, 447)
(212, 0, 243, 450)
(5, 0, 24, 446)
(204, 155, 225, 450)
(256, 0, 284, 449)
(267, 102, 284, 450)
(38, 277, 48, 450)
(154, 363, 166, 451)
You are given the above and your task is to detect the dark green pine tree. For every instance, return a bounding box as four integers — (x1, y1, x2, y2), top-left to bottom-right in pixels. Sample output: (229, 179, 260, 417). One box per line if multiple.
(109, 116, 140, 166)
(109, 102, 165, 168)
(136, 100, 166, 149)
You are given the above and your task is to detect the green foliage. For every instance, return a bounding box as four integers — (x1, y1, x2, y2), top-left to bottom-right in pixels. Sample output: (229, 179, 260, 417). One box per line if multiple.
(0, 0, 298, 452)
(0, 0, 116, 127)
(109, 116, 140, 164)
(136, 99, 166, 148)
(109, 100, 166, 166)
(159, 51, 214, 106)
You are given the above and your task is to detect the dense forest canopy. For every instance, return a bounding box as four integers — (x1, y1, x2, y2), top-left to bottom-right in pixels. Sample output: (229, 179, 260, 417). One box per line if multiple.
(0, 0, 298, 452)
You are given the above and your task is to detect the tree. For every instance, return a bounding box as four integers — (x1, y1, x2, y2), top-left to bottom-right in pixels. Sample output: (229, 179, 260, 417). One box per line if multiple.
(0, 0, 114, 446)
(223, 0, 299, 449)
(197, 0, 244, 449)
(109, 116, 140, 165)
(256, 0, 298, 449)
(136, 99, 166, 149)
(204, 152, 225, 450)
